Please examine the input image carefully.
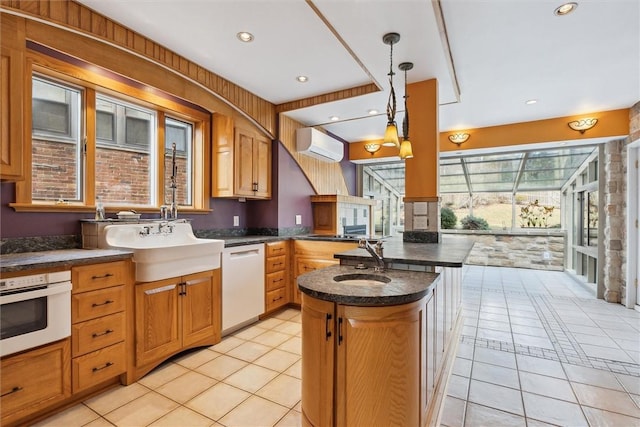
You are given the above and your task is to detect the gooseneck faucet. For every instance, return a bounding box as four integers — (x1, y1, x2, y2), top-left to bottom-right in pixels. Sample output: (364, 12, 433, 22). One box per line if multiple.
(169, 143, 178, 219)
(358, 238, 385, 272)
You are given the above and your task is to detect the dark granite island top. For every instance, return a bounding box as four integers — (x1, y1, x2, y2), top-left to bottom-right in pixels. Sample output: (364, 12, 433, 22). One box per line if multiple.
(333, 235, 474, 268)
(297, 264, 439, 306)
(0, 249, 133, 275)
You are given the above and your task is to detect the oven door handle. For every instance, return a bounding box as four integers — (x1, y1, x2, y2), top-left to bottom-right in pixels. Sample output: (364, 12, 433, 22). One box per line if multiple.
(0, 281, 72, 305)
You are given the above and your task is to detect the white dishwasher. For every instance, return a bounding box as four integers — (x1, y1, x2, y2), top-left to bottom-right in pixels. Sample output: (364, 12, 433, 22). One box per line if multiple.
(221, 244, 265, 334)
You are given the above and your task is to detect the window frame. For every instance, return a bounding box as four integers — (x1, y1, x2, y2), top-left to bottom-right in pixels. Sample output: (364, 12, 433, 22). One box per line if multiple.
(13, 50, 211, 214)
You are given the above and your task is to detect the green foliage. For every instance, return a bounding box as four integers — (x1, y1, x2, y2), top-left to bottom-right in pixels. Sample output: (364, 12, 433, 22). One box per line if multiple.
(440, 207, 457, 229)
(461, 215, 490, 230)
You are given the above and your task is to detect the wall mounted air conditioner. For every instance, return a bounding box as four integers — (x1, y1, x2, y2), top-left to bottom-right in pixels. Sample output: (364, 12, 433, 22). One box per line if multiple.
(296, 127, 344, 163)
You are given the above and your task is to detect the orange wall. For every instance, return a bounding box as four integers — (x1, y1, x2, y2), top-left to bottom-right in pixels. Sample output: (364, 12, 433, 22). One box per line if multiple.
(439, 108, 629, 152)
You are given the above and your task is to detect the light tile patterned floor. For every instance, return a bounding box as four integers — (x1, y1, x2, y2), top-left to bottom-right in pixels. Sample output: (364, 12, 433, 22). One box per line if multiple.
(34, 266, 640, 426)
(441, 265, 640, 427)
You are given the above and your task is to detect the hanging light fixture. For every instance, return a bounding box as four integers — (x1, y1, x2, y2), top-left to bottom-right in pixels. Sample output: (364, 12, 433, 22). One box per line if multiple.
(382, 33, 401, 148)
(398, 61, 414, 159)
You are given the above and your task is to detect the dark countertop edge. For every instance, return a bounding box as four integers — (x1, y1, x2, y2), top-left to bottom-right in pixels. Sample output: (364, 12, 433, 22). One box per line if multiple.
(297, 265, 440, 306)
(334, 253, 466, 268)
(1, 249, 133, 274)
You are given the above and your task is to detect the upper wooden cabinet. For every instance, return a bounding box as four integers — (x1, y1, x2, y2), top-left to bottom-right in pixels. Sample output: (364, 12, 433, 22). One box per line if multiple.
(212, 114, 271, 199)
(0, 15, 25, 182)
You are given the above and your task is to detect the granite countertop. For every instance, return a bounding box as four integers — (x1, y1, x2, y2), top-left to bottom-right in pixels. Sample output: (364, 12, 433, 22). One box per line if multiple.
(334, 235, 474, 268)
(0, 249, 133, 274)
(297, 264, 440, 306)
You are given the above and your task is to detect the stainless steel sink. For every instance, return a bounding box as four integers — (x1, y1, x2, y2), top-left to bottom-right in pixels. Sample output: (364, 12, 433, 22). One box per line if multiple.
(333, 273, 391, 286)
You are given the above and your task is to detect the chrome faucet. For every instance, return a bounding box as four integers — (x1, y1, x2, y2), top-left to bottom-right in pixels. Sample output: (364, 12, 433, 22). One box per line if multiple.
(358, 238, 385, 272)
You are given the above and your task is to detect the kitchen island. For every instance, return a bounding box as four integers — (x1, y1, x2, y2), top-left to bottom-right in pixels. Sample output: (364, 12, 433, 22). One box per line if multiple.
(297, 236, 472, 427)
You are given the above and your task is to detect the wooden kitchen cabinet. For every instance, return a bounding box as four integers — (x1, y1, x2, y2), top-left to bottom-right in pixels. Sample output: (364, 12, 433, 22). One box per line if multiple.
(212, 113, 271, 199)
(292, 241, 358, 305)
(301, 294, 425, 427)
(0, 15, 25, 181)
(134, 269, 221, 380)
(71, 261, 130, 393)
(0, 339, 71, 426)
(265, 240, 289, 313)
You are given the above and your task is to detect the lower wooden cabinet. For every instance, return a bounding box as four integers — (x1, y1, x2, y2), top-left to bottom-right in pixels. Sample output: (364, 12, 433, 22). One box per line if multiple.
(292, 241, 358, 305)
(301, 294, 425, 427)
(265, 241, 289, 313)
(134, 269, 221, 379)
(0, 339, 71, 426)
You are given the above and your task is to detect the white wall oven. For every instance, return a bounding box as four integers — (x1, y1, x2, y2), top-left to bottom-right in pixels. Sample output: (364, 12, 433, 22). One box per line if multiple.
(0, 271, 72, 357)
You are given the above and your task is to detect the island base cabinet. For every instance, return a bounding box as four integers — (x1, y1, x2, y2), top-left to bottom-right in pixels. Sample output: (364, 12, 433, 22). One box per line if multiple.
(301, 294, 424, 427)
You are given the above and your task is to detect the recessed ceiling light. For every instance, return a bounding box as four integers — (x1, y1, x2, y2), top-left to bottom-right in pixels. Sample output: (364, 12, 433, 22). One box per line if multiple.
(296, 75, 308, 83)
(525, 99, 538, 105)
(329, 116, 339, 121)
(236, 32, 254, 42)
(368, 109, 379, 115)
(554, 2, 578, 16)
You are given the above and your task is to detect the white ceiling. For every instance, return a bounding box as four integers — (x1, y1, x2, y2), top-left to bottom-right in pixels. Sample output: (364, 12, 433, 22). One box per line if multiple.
(77, 0, 639, 143)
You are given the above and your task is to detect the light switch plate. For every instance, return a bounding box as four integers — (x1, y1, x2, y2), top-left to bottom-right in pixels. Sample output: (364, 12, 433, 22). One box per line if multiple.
(233, 216, 239, 227)
(295, 214, 302, 225)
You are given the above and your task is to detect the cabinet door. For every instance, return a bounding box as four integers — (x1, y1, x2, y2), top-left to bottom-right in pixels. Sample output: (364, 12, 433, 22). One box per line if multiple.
(182, 270, 218, 347)
(301, 294, 335, 427)
(294, 257, 338, 304)
(1, 339, 70, 426)
(135, 278, 181, 367)
(336, 302, 422, 427)
(234, 129, 256, 196)
(212, 113, 234, 197)
(0, 16, 24, 181)
(253, 134, 271, 198)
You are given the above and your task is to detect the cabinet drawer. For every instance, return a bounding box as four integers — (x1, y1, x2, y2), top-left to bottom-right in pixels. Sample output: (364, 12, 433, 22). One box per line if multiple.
(72, 341, 126, 393)
(72, 286, 125, 323)
(296, 258, 338, 276)
(266, 241, 287, 257)
(1, 339, 70, 425)
(266, 270, 287, 292)
(72, 312, 126, 357)
(266, 255, 286, 274)
(73, 261, 128, 293)
(266, 288, 287, 311)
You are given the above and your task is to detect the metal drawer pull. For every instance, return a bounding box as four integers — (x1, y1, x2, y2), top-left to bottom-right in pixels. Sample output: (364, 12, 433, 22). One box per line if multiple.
(325, 313, 332, 340)
(92, 300, 114, 307)
(92, 329, 114, 338)
(91, 273, 114, 280)
(92, 362, 114, 372)
(272, 262, 283, 267)
(1, 386, 23, 397)
(272, 296, 283, 302)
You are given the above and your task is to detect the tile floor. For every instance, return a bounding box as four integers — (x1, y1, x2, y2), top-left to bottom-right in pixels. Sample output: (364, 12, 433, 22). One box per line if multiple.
(34, 266, 640, 427)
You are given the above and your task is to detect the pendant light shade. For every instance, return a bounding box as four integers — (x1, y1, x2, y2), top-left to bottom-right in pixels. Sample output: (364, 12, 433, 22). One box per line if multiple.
(399, 139, 413, 159)
(383, 123, 400, 147)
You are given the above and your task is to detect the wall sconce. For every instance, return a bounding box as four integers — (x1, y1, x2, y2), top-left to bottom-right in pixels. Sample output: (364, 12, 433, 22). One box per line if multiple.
(364, 143, 381, 154)
(568, 118, 598, 134)
(382, 33, 401, 148)
(448, 133, 470, 146)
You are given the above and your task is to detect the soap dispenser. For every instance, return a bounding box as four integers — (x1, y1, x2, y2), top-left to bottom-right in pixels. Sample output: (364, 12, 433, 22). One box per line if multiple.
(95, 196, 105, 220)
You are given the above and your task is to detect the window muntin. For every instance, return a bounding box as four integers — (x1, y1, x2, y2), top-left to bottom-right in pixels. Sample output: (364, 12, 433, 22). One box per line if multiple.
(31, 76, 83, 202)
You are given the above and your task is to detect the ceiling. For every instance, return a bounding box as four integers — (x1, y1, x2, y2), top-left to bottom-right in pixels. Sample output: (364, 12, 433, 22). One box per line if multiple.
(77, 0, 639, 144)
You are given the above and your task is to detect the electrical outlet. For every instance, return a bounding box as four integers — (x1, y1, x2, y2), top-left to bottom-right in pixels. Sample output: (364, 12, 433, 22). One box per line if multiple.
(233, 216, 239, 227)
(295, 214, 302, 225)
(543, 251, 551, 260)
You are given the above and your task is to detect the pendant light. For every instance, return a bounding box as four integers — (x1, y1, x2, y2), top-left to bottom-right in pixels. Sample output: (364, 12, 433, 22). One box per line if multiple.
(398, 61, 414, 160)
(382, 33, 400, 148)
